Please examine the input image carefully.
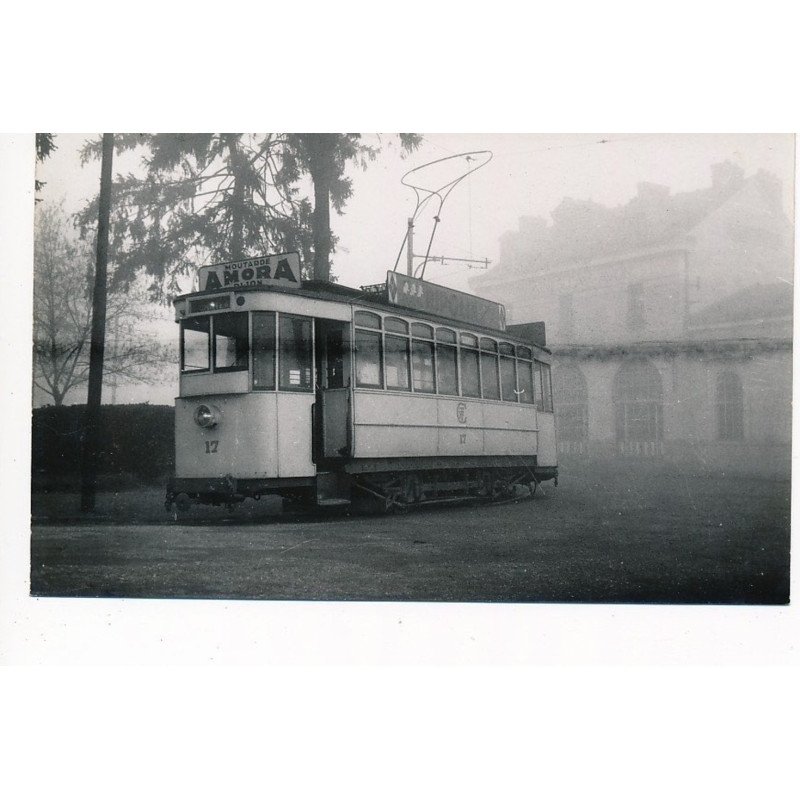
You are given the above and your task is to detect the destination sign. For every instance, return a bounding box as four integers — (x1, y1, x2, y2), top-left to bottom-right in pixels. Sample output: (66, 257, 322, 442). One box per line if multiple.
(197, 252, 302, 292)
(386, 271, 506, 331)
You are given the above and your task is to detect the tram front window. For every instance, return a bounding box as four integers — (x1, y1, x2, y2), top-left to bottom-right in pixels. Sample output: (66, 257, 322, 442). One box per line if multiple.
(279, 314, 313, 391)
(181, 316, 210, 372)
(213, 312, 249, 371)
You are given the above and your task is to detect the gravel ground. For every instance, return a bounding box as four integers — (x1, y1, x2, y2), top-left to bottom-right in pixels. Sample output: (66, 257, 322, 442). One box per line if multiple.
(30, 462, 791, 604)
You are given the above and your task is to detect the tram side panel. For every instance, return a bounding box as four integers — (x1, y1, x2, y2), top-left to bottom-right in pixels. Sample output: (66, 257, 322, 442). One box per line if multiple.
(536, 410, 558, 468)
(436, 396, 487, 456)
(479, 400, 539, 457)
(351, 392, 440, 457)
(350, 391, 538, 460)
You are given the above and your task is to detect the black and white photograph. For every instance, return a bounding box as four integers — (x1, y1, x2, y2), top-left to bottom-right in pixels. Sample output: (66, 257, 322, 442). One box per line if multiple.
(1, 7, 799, 798)
(24, 132, 793, 605)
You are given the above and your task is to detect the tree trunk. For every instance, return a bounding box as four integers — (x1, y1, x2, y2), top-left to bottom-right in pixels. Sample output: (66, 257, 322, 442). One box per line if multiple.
(80, 133, 114, 512)
(228, 134, 246, 260)
(306, 134, 335, 282)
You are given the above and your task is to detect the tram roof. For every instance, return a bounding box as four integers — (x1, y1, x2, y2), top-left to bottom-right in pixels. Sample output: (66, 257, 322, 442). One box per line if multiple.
(174, 279, 551, 353)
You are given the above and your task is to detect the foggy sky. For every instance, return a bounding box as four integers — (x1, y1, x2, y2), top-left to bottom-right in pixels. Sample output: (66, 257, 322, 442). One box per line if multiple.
(33, 133, 795, 406)
(37, 133, 794, 291)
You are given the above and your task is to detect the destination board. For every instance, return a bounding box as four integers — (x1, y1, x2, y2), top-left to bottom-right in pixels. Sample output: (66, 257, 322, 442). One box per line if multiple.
(197, 252, 301, 292)
(386, 271, 506, 331)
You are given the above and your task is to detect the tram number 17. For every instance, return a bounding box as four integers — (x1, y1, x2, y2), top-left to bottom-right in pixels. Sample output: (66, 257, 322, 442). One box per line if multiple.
(205, 440, 219, 454)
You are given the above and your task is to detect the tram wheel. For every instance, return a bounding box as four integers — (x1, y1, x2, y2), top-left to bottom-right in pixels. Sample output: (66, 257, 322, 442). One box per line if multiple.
(400, 474, 422, 505)
(476, 470, 495, 498)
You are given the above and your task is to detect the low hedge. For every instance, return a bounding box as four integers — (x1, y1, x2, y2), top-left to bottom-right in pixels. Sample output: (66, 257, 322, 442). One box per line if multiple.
(32, 403, 174, 485)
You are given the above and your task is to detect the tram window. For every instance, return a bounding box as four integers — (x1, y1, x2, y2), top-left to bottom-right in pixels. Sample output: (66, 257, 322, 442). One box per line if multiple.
(385, 317, 409, 334)
(189, 295, 230, 314)
(436, 328, 456, 344)
(385, 334, 411, 391)
(252, 311, 276, 390)
(499, 342, 515, 356)
(355, 310, 382, 330)
(541, 363, 554, 412)
(480, 337, 498, 353)
(500, 355, 517, 402)
(213, 312, 249, 372)
(181, 315, 210, 372)
(279, 314, 313, 391)
(411, 322, 433, 339)
(517, 359, 534, 404)
(517, 361, 534, 405)
(480, 351, 500, 400)
(517, 345, 532, 360)
(412, 339, 435, 393)
(460, 346, 481, 398)
(533, 361, 544, 411)
(460, 332, 478, 348)
(436, 342, 458, 395)
(355, 328, 383, 388)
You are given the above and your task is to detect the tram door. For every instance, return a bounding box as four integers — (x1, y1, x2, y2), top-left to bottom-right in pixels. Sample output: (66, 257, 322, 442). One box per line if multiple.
(314, 319, 352, 460)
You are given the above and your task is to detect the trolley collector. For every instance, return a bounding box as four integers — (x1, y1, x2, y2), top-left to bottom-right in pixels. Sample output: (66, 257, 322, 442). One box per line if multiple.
(166, 254, 558, 513)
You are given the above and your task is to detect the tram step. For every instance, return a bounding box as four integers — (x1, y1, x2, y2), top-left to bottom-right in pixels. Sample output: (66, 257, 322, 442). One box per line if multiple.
(316, 470, 352, 506)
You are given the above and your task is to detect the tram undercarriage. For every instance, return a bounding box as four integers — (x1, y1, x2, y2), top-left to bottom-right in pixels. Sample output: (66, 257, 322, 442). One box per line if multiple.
(165, 459, 558, 515)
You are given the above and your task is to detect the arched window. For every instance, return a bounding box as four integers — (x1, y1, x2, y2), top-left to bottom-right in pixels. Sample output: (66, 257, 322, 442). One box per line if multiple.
(717, 371, 744, 440)
(613, 359, 663, 447)
(554, 365, 588, 445)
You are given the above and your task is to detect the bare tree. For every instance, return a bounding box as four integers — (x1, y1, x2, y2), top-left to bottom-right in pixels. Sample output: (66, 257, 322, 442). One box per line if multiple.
(33, 201, 172, 406)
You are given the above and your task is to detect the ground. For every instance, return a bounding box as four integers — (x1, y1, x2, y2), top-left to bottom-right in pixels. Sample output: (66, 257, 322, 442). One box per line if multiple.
(29, 461, 790, 604)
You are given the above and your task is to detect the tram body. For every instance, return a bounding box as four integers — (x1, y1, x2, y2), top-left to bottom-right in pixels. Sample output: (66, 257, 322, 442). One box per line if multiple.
(167, 258, 557, 511)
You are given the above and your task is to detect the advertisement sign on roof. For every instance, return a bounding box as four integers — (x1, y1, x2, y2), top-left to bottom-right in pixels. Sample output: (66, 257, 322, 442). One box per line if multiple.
(198, 252, 301, 292)
(386, 271, 506, 331)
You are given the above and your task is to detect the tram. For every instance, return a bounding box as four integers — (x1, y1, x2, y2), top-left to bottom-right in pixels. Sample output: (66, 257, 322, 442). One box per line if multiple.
(165, 252, 557, 513)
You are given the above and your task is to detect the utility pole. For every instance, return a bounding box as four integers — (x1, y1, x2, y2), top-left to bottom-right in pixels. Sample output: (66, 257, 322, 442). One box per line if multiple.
(406, 218, 414, 276)
(80, 133, 114, 512)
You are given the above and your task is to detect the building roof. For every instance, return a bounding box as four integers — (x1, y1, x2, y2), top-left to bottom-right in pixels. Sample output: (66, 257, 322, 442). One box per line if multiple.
(476, 163, 785, 282)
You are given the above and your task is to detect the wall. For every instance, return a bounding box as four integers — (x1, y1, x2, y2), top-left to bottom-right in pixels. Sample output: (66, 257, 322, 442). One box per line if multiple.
(552, 345, 792, 477)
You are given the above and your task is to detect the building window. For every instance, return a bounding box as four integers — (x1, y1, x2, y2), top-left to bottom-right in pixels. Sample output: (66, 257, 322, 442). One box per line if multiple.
(613, 358, 663, 445)
(717, 371, 744, 440)
(627, 282, 645, 330)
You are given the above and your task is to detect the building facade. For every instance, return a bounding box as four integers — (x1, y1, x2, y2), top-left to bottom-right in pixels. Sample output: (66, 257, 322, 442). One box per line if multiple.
(472, 163, 793, 475)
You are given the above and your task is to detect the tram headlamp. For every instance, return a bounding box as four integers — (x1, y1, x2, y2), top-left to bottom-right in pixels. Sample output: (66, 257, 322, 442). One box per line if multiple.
(194, 404, 219, 429)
